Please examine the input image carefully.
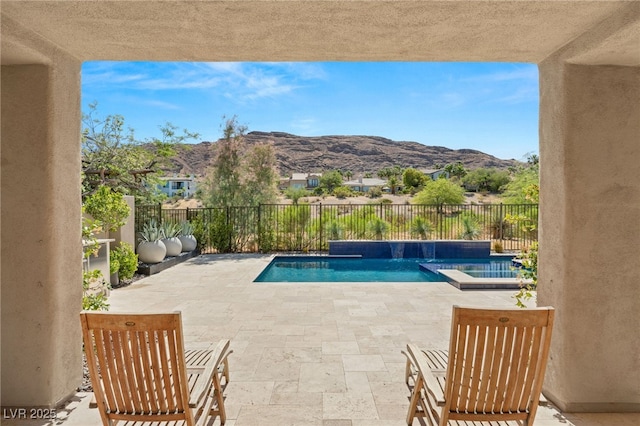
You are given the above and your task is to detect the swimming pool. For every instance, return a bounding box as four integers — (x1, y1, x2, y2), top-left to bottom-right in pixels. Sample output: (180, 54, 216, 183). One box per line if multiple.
(254, 256, 517, 283)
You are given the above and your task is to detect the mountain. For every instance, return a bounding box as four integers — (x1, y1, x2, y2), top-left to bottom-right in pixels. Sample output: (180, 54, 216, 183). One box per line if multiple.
(163, 131, 520, 177)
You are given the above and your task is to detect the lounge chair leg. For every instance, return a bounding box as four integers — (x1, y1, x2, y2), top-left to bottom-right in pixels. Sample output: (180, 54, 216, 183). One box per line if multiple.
(406, 374, 423, 425)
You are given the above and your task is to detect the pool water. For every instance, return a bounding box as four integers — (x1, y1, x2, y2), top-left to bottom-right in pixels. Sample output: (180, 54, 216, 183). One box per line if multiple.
(422, 259, 519, 279)
(254, 256, 517, 283)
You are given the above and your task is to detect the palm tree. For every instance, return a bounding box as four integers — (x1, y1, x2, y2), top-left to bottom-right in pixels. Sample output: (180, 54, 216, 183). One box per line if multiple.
(388, 175, 399, 195)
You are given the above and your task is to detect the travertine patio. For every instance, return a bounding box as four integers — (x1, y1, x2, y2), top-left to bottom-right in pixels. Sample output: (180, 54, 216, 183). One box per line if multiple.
(10, 254, 638, 426)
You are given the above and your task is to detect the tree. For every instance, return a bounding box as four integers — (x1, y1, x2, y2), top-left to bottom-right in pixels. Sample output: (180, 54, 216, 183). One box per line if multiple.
(319, 170, 343, 194)
(444, 161, 468, 179)
(503, 154, 540, 307)
(502, 161, 539, 204)
(462, 168, 510, 193)
(202, 116, 280, 207)
(412, 178, 465, 205)
(387, 175, 400, 195)
(203, 117, 245, 207)
(403, 168, 429, 191)
(82, 102, 199, 202)
(377, 165, 403, 179)
(242, 141, 279, 206)
(285, 187, 308, 205)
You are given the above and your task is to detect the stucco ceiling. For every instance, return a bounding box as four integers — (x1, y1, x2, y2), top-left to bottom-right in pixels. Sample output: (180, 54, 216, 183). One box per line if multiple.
(2, 1, 639, 65)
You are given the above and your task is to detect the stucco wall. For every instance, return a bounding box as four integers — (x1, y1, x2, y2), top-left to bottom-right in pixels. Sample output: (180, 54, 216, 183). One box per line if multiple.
(538, 62, 640, 411)
(1, 59, 82, 406)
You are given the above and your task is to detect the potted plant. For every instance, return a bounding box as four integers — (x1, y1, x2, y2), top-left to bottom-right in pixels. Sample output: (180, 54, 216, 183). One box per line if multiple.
(137, 219, 166, 264)
(112, 242, 138, 282)
(159, 221, 182, 257)
(178, 221, 197, 252)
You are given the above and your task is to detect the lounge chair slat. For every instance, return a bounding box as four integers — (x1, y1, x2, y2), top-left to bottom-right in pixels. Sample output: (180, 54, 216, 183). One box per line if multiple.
(81, 311, 231, 426)
(404, 306, 554, 426)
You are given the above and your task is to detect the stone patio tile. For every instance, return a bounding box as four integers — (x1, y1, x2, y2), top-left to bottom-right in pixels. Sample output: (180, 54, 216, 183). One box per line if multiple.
(299, 362, 346, 393)
(322, 420, 352, 426)
(352, 420, 406, 426)
(235, 404, 323, 426)
(322, 341, 361, 355)
(224, 381, 275, 405)
(270, 390, 323, 405)
(323, 393, 379, 420)
(370, 381, 410, 405)
(342, 354, 387, 372)
(345, 371, 371, 393)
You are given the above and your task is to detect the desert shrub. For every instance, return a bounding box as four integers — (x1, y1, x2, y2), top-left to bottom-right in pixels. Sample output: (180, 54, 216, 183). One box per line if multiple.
(459, 215, 482, 240)
(410, 216, 433, 240)
(367, 186, 383, 198)
(333, 186, 353, 199)
(366, 217, 390, 240)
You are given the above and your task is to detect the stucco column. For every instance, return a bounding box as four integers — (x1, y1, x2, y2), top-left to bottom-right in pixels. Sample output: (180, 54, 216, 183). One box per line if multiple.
(1, 60, 82, 406)
(538, 62, 640, 412)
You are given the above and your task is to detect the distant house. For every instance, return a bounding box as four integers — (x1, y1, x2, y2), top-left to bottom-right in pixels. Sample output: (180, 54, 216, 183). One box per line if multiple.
(280, 173, 322, 190)
(343, 176, 388, 193)
(422, 169, 450, 180)
(158, 175, 197, 198)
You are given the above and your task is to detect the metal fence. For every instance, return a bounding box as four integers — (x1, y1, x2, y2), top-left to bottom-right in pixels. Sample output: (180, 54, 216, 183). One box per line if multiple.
(136, 203, 538, 254)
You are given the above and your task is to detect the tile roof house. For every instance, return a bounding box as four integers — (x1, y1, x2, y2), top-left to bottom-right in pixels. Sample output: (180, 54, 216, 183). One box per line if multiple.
(280, 173, 321, 190)
(343, 176, 388, 192)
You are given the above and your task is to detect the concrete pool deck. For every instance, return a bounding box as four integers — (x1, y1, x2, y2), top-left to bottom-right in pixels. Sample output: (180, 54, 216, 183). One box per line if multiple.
(7, 254, 638, 426)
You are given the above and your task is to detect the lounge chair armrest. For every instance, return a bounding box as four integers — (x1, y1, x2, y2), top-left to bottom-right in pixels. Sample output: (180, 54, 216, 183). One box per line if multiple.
(405, 344, 446, 406)
(189, 339, 232, 407)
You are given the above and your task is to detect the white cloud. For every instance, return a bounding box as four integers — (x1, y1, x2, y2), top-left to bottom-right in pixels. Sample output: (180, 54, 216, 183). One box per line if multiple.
(83, 61, 324, 103)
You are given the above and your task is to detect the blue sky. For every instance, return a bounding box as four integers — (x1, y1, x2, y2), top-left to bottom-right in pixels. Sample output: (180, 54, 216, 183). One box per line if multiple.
(81, 62, 539, 160)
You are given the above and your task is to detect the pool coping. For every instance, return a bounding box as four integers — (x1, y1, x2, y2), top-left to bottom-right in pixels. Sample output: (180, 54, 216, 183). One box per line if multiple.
(256, 254, 527, 289)
(434, 268, 528, 290)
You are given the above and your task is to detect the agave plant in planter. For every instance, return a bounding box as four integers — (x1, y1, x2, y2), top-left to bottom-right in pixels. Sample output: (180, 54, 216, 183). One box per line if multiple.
(178, 221, 197, 252)
(137, 219, 166, 264)
(159, 221, 182, 257)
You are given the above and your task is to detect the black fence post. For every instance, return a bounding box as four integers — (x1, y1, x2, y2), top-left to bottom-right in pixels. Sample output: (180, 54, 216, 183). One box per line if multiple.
(318, 203, 323, 252)
(257, 204, 262, 253)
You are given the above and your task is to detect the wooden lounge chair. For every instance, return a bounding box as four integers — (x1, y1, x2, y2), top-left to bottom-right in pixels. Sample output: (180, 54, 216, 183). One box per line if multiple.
(80, 311, 232, 426)
(402, 305, 554, 426)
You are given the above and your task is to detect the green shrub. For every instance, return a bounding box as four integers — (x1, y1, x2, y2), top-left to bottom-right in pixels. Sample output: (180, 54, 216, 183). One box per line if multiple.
(109, 257, 120, 276)
(82, 269, 110, 311)
(514, 242, 538, 308)
(112, 243, 138, 280)
(326, 221, 344, 240)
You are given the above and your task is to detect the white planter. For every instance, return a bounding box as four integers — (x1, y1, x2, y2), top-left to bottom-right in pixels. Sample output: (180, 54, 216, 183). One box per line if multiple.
(179, 235, 197, 252)
(137, 240, 166, 264)
(162, 237, 182, 257)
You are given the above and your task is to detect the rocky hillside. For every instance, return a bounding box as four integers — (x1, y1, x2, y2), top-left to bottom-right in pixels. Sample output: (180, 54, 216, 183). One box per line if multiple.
(164, 131, 519, 177)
